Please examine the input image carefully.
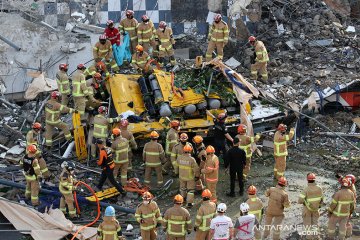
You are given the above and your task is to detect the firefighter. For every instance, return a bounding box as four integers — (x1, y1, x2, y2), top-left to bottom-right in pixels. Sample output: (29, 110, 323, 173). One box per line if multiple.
(163, 120, 180, 175)
(245, 185, 263, 240)
(298, 173, 324, 239)
(209, 203, 234, 240)
(201, 145, 219, 203)
(273, 123, 295, 180)
(59, 161, 77, 218)
(84, 61, 110, 82)
(56, 63, 71, 106)
(193, 135, 206, 191)
(235, 124, 261, 179)
(91, 72, 110, 101)
(249, 36, 269, 82)
(131, 45, 151, 73)
(163, 194, 192, 239)
(345, 174, 357, 238)
(263, 177, 291, 240)
(85, 76, 102, 111)
(104, 20, 120, 46)
(96, 139, 126, 196)
(93, 34, 119, 73)
(91, 106, 120, 158)
(119, 10, 138, 53)
(137, 15, 157, 57)
(143, 131, 165, 187)
(194, 189, 216, 240)
(72, 63, 89, 115)
(327, 177, 355, 240)
(171, 133, 193, 169)
(234, 203, 258, 240)
(224, 138, 246, 197)
(45, 91, 75, 148)
(111, 128, 129, 186)
(156, 21, 176, 67)
(20, 145, 42, 206)
(135, 192, 162, 240)
(205, 14, 229, 62)
(174, 144, 199, 208)
(119, 119, 138, 172)
(97, 206, 124, 240)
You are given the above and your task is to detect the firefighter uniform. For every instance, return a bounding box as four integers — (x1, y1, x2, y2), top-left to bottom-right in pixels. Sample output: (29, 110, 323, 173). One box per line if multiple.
(85, 80, 102, 111)
(93, 40, 119, 72)
(163, 204, 192, 239)
(156, 27, 175, 66)
(131, 51, 151, 72)
(273, 128, 295, 179)
(201, 154, 219, 203)
(170, 143, 194, 169)
(298, 182, 324, 239)
(327, 188, 355, 240)
(263, 185, 291, 240)
(194, 143, 206, 191)
(137, 20, 157, 57)
(120, 127, 138, 171)
(97, 216, 122, 240)
(143, 140, 165, 187)
(135, 201, 162, 240)
(205, 20, 229, 61)
(194, 199, 216, 240)
(175, 153, 199, 205)
(250, 40, 269, 81)
(246, 194, 264, 240)
(235, 133, 260, 179)
(119, 17, 138, 53)
(91, 114, 120, 157)
(163, 127, 178, 173)
(72, 69, 89, 115)
(111, 135, 129, 185)
(20, 154, 41, 206)
(84, 65, 110, 80)
(59, 169, 76, 218)
(45, 98, 74, 147)
(26, 129, 39, 147)
(56, 70, 70, 106)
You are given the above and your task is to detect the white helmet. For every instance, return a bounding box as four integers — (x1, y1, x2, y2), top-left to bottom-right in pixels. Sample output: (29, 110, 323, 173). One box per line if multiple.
(240, 203, 249, 213)
(217, 203, 227, 213)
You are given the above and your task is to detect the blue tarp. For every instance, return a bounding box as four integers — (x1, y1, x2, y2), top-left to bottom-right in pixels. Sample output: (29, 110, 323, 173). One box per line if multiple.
(113, 32, 132, 66)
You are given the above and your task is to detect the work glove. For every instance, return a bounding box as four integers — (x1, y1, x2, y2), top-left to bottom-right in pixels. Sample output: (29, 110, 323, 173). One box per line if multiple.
(194, 226, 198, 232)
(335, 173, 342, 179)
(207, 36, 211, 41)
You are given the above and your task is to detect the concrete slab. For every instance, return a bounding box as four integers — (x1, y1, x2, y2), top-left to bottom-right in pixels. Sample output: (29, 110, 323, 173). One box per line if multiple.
(175, 48, 190, 59)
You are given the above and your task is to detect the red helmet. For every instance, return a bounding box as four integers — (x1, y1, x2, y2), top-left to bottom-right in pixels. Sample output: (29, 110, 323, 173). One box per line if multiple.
(217, 112, 227, 121)
(96, 61, 106, 72)
(214, 14, 222, 22)
(278, 177, 287, 186)
(27, 144, 37, 154)
(126, 10, 134, 17)
(98, 106, 108, 114)
(206, 145, 215, 154)
(106, 20, 114, 26)
(32, 122, 42, 130)
(59, 63, 68, 71)
(120, 119, 129, 127)
(51, 91, 61, 99)
(346, 174, 356, 184)
(248, 36, 256, 42)
(247, 185, 257, 195)
(277, 124, 287, 132)
(307, 173, 316, 181)
(237, 124, 247, 134)
(159, 21, 167, 29)
(93, 72, 102, 80)
(180, 133, 188, 142)
(341, 177, 351, 187)
(99, 34, 107, 40)
(170, 120, 180, 128)
(141, 15, 149, 22)
(77, 63, 86, 70)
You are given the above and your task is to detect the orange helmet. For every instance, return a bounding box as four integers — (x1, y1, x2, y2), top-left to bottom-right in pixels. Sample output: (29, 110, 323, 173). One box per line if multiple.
(278, 177, 287, 186)
(206, 145, 215, 154)
(27, 144, 37, 154)
(93, 72, 102, 80)
(180, 133, 188, 142)
(201, 189, 212, 198)
(174, 194, 184, 204)
(120, 119, 129, 127)
(217, 112, 227, 121)
(248, 36, 256, 42)
(277, 124, 287, 132)
(96, 61, 106, 72)
(170, 120, 180, 128)
(237, 124, 247, 134)
(247, 185, 257, 195)
(307, 173, 316, 181)
(193, 135, 203, 144)
(183, 144, 193, 152)
(142, 191, 153, 200)
(346, 174, 356, 184)
(112, 128, 121, 136)
(150, 131, 159, 139)
(136, 45, 144, 52)
(32, 122, 42, 130)
(341, 177, 351, 187)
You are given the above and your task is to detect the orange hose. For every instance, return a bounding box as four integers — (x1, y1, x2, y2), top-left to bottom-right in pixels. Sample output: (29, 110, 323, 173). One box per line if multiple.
(71, 181, 101, 240)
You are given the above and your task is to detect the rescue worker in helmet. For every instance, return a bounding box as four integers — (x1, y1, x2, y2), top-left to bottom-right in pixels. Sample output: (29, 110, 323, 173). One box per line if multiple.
(59, 161, 77, 219)
(119, 10, 138, 53)
(194, 189, 216, 240)
(131, 45, 151, 74)
(248, 35, 270, 83)
(93, 34, 119, 73)
(56, 63, 71, 106)
(155, 21, 176, 67)
(205, 14, 229, 62)
(97, 206, 124, 240)
(104, 20, 120, 46)
(137, 15, 157, 58)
